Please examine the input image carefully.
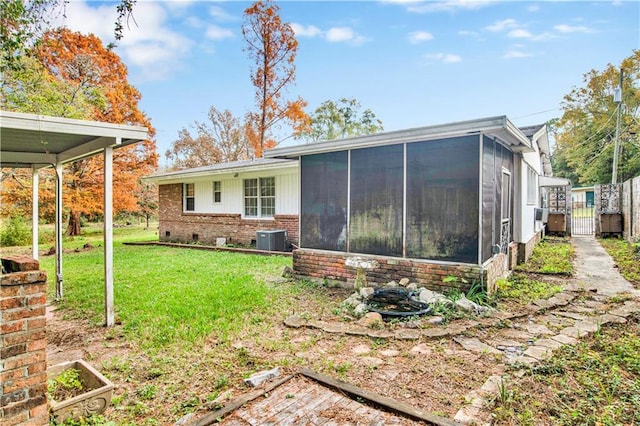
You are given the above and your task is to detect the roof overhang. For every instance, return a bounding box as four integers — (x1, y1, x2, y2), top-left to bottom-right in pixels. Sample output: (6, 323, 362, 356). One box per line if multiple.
(265, 115, 534, 159)
(539, 176, 571, 187)
(144, 158, 297, 184)
(1, 110, 149, 169)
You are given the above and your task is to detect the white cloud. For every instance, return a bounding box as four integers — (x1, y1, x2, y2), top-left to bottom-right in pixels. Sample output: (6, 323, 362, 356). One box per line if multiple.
(507, 28, 533, 38)
(554, 24, 593, 34)
(59, 1, 194, 81)
(291, 23, 322, 38)
(527, 5, 540, 12)
(205, 24, 234, 40)
(425, 53, 462, 63)
(485, 18, 518, 32)
(408, 30, 434, 44)
(291, 23, 367, 46)
(396, 0, 496, 13)
(208, 5, 238, 22)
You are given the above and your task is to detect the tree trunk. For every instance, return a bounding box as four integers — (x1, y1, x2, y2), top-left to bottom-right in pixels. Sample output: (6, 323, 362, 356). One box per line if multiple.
(66, 210, 82, 236)
(145, 214, 150, 230)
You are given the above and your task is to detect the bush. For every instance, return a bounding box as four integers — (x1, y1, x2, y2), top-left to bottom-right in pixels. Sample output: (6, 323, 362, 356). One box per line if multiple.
(0, 216, 31, 247)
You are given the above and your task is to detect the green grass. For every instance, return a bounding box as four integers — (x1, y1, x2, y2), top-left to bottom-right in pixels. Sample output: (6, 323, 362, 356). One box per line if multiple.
(599, 238, 640, 285)
(38, 227, 292, 350)
(496, 273, 564, 303)
(513, 236, 574, 275)
(491, 313, 640, 425)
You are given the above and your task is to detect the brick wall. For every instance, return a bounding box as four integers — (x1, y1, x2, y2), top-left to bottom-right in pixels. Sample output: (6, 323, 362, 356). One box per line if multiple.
(158, 183, 299, 246)
(292, 249, 511, 293)
(1, 256, 48, 426)
(516, 229, 542, 265)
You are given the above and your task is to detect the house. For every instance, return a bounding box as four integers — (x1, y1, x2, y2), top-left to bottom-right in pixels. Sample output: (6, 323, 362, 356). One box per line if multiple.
(263, 116, 553, 292)
(144, 158, 299, 247)
(571, 186, 595, 208)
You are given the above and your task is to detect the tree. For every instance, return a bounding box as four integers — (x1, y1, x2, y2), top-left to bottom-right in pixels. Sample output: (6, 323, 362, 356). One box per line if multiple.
(165, 107, 251, 170)
(242, 0, 309, 157)
(0, 28, 158, 235)
(553, 51, 640, 186)
(295, 98, 384, 143)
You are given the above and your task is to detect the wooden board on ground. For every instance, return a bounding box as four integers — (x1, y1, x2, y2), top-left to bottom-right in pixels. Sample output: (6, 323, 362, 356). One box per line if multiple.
(191, 369, 459, 426)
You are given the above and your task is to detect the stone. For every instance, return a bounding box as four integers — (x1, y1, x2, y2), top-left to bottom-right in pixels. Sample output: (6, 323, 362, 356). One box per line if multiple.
(554, 311, 588, 321)
(523, 346, 552, 361)
(360, 357, 384, 368)
(396, 329, 421, 340)
(574, 319, 600, 334)
(385, 280, 399, 288)
(523, 323, 553, 336)
(358, 312, 384, 328)
(410, 343, 432, 355)
(550, 334, 579, 345)
(596, 314, 627, 325)
(427, 316, 444, 325)
(406, 283, 418, 291)
(455, 295, 483, 314)
(352, 344, 371, 355)
(343, 296, 362, 308)
(560, 326, 589, 339)
(399, 278, 410, 287)
(379, 349, 400, 357)
(609, 301, 640, 318)
(359, 287, 375, 299)
(243, 367, 281, 387)
(284, 315, 305, 328)
(174, 413, 196, 425)
(507, 355, 539, 366)
(533, 338, 563, 350)
(353, 303, 368, 316)
(453, 337, 501, 355)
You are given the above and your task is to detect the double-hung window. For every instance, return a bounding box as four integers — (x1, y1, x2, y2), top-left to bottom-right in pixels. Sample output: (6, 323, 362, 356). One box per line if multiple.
(184, 183, 195, 211)
(527, 166, 537, 205)
(244, 177, 275, 218)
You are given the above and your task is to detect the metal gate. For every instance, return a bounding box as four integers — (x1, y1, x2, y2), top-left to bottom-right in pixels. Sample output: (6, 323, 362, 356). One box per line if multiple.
(571, 190, 595, 235)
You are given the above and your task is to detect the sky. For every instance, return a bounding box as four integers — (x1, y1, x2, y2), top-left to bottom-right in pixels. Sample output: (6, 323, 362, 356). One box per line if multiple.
(59, 0, 639, 165)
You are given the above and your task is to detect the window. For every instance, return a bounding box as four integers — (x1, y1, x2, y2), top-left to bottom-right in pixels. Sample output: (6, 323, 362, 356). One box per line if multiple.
(213, 181, 221, 203)
(184, 183, 195, 211)
(502, 170, 511, 221)
(244, 177, 275, 217)
(527, 166, 537, 205)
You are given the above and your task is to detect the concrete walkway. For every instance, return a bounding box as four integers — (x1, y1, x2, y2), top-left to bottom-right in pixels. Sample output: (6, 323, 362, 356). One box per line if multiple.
(453, 235, 640, 424)
(572, 235, 640, 297)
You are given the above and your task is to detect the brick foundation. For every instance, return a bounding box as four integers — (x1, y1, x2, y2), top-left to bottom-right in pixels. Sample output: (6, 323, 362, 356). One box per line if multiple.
(517, 230, 542, 265)
(1, 257, 48, 426)
(292, 249, 510, 293)
(158, 184, 298, 247)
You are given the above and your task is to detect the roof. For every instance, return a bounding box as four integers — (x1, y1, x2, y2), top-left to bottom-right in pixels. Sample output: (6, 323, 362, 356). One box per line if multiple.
(519, 123, 553, 177)
(143, 157, 297, 183)
(265, 115, 534, 159)
(0, 110, 149, 169)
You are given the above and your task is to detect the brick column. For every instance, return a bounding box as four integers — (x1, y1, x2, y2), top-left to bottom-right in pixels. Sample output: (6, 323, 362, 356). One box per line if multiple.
(1, 256, 48, 426)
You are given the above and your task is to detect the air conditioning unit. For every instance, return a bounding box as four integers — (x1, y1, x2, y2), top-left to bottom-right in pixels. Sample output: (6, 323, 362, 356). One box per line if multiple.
(256, 230, 287, 251)
(534, 208, 549, 223)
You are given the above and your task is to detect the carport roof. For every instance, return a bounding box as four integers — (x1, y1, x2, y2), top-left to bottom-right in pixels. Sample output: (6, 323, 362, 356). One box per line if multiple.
(1, 110, 149, 168)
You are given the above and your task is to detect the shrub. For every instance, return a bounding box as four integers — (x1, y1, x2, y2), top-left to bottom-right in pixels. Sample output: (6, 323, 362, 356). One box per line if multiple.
(0, 216, 31, 247)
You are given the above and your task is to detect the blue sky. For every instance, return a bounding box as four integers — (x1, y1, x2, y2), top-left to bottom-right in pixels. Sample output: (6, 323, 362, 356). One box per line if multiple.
(61, 1, 639, 164)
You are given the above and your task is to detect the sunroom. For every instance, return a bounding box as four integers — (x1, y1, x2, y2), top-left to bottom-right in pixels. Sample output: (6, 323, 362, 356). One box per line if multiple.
(265, 116, 546, 292)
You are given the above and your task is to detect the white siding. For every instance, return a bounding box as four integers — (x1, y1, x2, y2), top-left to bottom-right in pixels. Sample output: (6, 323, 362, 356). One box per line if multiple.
(183, 166, 298, 216)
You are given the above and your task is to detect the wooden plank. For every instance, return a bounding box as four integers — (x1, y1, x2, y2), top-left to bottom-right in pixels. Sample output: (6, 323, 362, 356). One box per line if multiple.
(192, 374, 295, 426)
(299, 368, 459, 426)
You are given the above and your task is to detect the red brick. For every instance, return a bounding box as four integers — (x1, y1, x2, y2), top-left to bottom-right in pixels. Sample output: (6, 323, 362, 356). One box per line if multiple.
(26, 318, 46, 330)
(29, 402, 49, 420)
(1, 320, 26, 334)
(27, 338, 47, 352)
(2, 306, 45, 322)
(2, 351, 45, 371)
(0, 411, 28, 426)
(0, 285, 22, 297)
(26, 294, 46, 307)
(0, 368, 26, 384)
(0, 296, 26, 310)
(3, 372, 47, 395)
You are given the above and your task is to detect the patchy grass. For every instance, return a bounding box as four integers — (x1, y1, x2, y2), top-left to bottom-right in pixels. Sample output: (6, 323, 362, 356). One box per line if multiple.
(599, 238, 640, 286)
(495, 274, 564, 304)
(513, 236, 574, 275)
(490, 313, 640, 425)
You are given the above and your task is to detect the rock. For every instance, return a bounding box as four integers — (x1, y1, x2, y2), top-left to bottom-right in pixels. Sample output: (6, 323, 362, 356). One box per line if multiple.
(174, 413, 196, 425)
(343, 296, 362, 308)
(358, 312, 384, 328)
(359, 287, 375, 299)
(410, 343, 432, 355)
(427, 316, 444, 325)
(379, 349, 400, 357)
(399, 278, 410, 287)
(454, 337, 501, 355)
(455, 295, 483, 314)
(406, 283, 418, 291)
(418, 289, 436, 303)
(353, 303, 368, 316)
(243, 367, 281, 387)
(352, 344, 371, 355)
(385, 280, 398, 288)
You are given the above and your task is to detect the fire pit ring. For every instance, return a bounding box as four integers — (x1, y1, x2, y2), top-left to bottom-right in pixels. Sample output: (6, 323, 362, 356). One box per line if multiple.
(366, 288, 430, 318)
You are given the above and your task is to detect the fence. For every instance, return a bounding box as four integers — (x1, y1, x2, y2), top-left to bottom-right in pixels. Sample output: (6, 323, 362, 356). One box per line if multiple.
(621, 175, 640, 242)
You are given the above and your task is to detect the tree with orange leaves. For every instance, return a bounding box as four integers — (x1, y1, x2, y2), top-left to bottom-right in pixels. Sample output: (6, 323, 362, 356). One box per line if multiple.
(242, 0, 309, 157)
(0, 28, 158, 235)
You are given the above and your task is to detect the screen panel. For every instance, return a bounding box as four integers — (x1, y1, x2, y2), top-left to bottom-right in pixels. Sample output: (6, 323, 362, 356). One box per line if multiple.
(300, 152, 348, 251)
(406, 136, 479, 263)
(349, 145, 404, 256)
